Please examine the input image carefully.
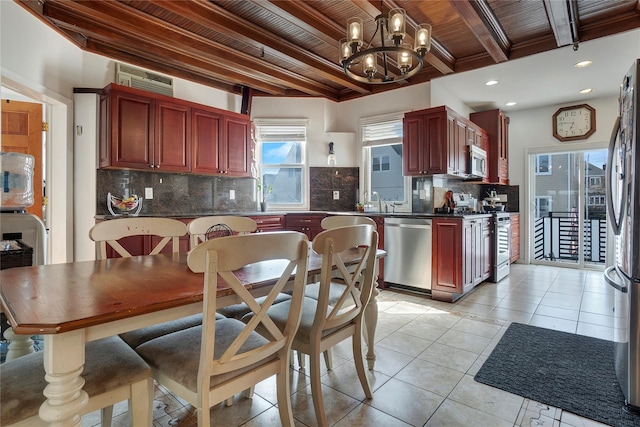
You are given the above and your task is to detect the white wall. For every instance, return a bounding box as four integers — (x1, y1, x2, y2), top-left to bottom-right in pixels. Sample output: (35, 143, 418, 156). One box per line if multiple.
(1, 1, 241, 262)
(4, 0, 619, 264)
(507, 95, 618, 263)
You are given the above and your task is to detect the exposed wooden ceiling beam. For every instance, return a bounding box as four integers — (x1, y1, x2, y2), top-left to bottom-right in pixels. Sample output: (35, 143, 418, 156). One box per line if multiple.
(154, 0, 371, 95)
(543, 0, 577, 48)
(450, 0, 510, 63)
(381, 0, 456, 75)
(43, 1, 338, 99)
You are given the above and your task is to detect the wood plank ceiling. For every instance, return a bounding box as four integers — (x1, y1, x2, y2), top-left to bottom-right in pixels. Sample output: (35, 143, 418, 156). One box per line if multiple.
(17, 0, 640, 102)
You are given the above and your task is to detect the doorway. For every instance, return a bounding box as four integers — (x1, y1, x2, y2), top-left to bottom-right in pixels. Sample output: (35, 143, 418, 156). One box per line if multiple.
(530, 149, 607, 268)
(1, 99, 45, 219)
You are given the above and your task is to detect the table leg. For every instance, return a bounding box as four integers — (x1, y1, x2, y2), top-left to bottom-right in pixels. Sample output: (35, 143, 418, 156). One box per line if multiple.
(363, 284, 379, 370)
(38, 331, 88, 427)
(3, 327, 35, 361)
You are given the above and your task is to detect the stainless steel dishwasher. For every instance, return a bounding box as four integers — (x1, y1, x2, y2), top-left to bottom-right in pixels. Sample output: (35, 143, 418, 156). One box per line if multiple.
(384, 217, 432, 290)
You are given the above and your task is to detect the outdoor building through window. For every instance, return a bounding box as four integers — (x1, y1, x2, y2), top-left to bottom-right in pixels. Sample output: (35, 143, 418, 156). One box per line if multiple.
(255, 121, 307, 209)
(361, 115, 410, 211)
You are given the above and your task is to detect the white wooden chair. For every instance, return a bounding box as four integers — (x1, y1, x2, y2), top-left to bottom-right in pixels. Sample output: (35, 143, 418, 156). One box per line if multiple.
(1, 336, 153, 427)
(246, 225, 378, 426)
(89, 217, 188, 258)
(187, 216, 291, 324)
(320, 215, 376, 230)
(187, 215, 257, 249)
(134, 232, 310, 427)
(88, 218, 200, 349)
(297, 215, 377, 370)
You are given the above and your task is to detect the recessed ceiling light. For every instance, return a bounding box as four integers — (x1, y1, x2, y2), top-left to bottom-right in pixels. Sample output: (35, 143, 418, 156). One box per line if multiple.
(505, 102, 517, 106)
(575, 60, 593, 68)
(485, 80, 498, 86)
(579, 88, 594, 94)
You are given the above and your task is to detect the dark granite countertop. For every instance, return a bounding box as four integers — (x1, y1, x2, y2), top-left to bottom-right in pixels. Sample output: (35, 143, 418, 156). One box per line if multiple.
(95, 211, 505, 220)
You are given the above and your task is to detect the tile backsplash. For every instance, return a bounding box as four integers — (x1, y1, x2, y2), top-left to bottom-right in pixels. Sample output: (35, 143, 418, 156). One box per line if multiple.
(412, 176, 519, 213)
(97, 170, 257, 216)
(97, 168, 359, 216)
(309, 167, 359, 212)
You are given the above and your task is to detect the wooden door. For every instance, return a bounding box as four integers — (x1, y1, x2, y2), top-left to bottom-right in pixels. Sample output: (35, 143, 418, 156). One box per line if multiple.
(1, 99, 44, 218)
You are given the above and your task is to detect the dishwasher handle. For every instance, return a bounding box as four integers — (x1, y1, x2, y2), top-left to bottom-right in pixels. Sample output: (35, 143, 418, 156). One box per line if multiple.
(385, 223, 432, 230)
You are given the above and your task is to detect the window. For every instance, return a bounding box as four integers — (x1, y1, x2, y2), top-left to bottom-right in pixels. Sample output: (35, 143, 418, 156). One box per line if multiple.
(372, 155, 390, 172)
(255, 121, 307, 209)
(536, 155, 552, 175)
(588, 176, 601, 186)
(535, 196, 553, 218)
(361, 115, 410, 211)
(588, 195, 605, 205)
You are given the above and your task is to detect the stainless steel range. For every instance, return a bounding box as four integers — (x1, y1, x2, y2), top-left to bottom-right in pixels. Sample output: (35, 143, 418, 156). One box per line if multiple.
(489, 212, 510, 282)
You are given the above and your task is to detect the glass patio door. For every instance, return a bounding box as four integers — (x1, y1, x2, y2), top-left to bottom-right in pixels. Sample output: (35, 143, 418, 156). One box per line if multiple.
(531, 149, 607, 267)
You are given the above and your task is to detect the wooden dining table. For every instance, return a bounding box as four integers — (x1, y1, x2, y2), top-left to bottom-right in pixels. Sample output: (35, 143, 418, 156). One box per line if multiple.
(0, 247, 384, 426)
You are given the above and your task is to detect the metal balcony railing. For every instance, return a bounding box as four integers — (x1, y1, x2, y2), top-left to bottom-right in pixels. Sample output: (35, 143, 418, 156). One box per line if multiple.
(533, 211, 607, 264)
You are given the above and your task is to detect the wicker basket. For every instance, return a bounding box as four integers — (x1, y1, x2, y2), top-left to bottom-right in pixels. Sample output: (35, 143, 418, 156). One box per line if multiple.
(0, 240, 33, 270)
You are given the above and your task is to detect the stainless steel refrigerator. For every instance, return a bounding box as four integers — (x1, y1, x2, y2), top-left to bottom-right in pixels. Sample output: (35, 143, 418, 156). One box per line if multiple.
(605, 58, 640, 413)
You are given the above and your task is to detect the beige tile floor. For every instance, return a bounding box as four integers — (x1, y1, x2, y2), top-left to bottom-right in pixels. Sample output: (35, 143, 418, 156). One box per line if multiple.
(85, 263, 615, 427)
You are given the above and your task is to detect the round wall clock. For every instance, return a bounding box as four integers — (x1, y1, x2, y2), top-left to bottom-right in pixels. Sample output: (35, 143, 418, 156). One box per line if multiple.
(552, 104, 596, 141)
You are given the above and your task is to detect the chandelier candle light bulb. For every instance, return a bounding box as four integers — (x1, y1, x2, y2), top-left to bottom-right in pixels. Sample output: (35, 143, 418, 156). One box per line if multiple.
(340, 8, 431, 84)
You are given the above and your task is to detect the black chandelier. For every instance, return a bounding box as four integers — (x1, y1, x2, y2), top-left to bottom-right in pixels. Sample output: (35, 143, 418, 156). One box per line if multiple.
(339, 8, 431, 84)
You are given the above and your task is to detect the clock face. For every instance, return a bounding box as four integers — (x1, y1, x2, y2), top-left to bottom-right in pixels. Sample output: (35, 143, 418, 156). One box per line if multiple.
(553, 104, 596, 141)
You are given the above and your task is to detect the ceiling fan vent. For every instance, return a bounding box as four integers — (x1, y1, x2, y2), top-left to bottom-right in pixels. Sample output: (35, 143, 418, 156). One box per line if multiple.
(115, 63, 174, 97)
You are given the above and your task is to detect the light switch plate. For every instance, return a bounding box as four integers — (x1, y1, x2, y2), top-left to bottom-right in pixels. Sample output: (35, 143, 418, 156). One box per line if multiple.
(145, 187, 153, 199)
(230, 190, 235, 200)
(333, 191, 340, 200)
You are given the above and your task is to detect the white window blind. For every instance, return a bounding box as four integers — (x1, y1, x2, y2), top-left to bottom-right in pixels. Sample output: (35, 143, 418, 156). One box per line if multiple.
(362, 119, 403, 146)
(257, 125, 306, 142)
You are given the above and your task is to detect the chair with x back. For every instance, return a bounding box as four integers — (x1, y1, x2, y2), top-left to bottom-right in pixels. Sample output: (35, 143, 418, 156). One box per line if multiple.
(89, 217, 202, 350)
(296, 215, 377, 370)
(90, 217, 188, 258)
(134, 231, 310, 427)
(187, 215, 258, 250)
(188, 216, 291, 324)
(1, 336, 153, 427)
(245, 224, 378, 426)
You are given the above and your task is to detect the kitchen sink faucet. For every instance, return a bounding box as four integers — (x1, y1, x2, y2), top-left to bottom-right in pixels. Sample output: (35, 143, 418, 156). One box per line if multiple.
(371, 191, 384, 213)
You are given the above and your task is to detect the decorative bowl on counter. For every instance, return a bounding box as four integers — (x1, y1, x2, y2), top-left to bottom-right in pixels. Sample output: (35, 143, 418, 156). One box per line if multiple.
(107, 192, 142, 216)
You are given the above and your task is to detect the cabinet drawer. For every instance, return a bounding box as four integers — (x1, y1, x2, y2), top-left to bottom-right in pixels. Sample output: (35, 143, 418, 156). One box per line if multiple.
(285, 215, 325, 228)
(249, 215, 285, 231)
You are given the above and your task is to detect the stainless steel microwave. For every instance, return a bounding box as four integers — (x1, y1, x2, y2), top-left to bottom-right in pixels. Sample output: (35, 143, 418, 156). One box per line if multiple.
(468, 144, 487, 178)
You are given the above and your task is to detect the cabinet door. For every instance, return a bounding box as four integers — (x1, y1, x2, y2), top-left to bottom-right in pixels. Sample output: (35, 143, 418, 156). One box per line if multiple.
(498, 113, 509, 184)
(452, 118, 467, 176)
(424, 111, 447, 174)
(223, 116, 251, 176)
(109, 89, 155, 169)
(462, 220, 475, 289)
(156, 101, 191, 172)
(432, 219, 463, 293)
(481, 218, 492, 280)
(191, 107, 223, 174)
(403, 115, 424, 175)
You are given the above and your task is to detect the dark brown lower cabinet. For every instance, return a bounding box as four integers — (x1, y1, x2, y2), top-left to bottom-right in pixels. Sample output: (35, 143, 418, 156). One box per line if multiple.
(431, 216, 491, 302)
